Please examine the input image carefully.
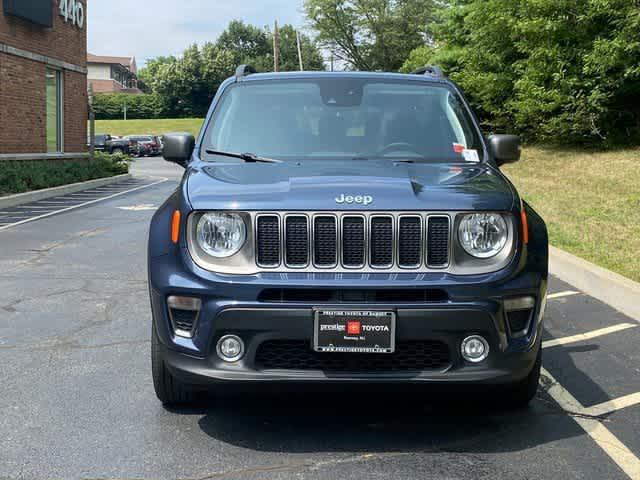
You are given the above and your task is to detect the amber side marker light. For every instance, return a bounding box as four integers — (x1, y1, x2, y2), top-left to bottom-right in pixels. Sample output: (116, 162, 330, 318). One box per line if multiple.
(521, 209, 529, 245)
(171, 210, 181, 244)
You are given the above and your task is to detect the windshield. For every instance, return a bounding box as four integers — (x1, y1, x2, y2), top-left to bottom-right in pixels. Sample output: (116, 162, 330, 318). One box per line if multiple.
(202, 78, 484, 163)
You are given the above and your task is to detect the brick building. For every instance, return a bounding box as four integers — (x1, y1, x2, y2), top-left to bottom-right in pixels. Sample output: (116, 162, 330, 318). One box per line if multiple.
(0, 0, 87, 159)
(87, 53, 142, 94)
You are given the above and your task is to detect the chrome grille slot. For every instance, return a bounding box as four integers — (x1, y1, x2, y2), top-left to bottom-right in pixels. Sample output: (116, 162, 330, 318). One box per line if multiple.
(313, 215, 338, 267)
(256, 215, 280, 267)
(398, 216, 422, 268)
(369, 216, 393, 268)
(284, 215, 309, 267)
(427, 216, 450, 267)
(341, 216, 366, 268)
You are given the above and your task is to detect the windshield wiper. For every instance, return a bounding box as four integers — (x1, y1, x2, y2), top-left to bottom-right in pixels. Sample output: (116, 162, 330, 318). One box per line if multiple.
(204, 149, 283, 164)
(351, 156, 415, 163)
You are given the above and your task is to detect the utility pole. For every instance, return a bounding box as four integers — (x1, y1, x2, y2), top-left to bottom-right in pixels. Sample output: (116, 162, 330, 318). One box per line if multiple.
(330, 52, 334, 72)
(273, 20, 280, 72)
(123, 97, 127, 121)
(296, 30, 304, 71)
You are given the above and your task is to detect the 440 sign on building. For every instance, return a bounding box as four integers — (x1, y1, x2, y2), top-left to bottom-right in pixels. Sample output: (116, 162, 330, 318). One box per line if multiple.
(59, 0, 84, 29)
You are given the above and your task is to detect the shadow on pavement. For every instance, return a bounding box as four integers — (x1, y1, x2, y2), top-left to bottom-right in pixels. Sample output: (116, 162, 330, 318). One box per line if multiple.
(171, 386, 585, 454)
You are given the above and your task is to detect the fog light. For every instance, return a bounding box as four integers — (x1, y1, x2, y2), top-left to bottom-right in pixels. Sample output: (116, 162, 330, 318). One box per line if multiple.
(216, 335, 244, 362)
(461, 335, 489, 363)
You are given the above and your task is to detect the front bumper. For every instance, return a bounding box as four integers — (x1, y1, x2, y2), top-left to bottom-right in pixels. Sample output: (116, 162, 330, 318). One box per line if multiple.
(149, 250, 546, 386)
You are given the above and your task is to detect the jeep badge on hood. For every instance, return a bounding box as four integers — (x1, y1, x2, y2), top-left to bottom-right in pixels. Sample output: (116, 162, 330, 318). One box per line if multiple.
(335, 194, 373, 206)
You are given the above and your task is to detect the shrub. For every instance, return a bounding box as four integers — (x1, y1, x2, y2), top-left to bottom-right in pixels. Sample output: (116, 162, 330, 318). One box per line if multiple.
(0, 153, 130, 196)
(92, 93, 166, 120)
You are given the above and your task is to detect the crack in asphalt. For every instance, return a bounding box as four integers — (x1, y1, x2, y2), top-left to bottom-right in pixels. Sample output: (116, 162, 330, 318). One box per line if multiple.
(1, 299, 21, 313)
(538, 372, 610, 422)
(3, 227, 109, 274)
(180, 453, 413, 480)
(0, 281, 148, 352)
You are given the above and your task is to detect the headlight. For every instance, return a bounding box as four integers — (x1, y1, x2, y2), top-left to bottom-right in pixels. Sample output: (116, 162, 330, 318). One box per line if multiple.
(196, 212, 246, 258)
(458, 213, 508, 258)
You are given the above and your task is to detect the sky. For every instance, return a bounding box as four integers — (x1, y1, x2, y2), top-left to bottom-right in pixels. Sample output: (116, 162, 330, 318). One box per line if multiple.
(87, 0, 306, 67)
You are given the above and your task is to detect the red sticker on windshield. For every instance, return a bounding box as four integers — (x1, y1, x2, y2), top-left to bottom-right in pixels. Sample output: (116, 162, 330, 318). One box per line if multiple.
(453, 143, 465, 154)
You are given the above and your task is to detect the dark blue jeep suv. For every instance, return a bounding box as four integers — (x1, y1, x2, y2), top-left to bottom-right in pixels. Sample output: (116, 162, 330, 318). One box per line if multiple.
(148, 65, 548, 407)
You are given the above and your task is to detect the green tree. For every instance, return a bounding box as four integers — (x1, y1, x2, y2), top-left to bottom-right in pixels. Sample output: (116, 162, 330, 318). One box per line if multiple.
(276, 25, 326, 71)
(216, 20, 271, 67)
(304, 0, 439, 71)
(404, 0, 640, 145)
(137, 56, 176, 93)
(133, 20, 326, 118)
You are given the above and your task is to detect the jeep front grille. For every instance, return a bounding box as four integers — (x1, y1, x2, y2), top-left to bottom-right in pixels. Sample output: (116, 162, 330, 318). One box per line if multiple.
(255, 212, 450, 272)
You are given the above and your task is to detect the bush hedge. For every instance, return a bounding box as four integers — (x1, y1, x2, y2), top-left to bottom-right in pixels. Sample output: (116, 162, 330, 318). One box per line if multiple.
(92, 93, 166, 120)
(0, 152, 130, 196)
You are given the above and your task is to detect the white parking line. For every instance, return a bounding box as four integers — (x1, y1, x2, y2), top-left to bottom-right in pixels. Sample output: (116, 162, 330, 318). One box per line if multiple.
(543, 323, 638, 349)
(583, 392, 640, 417)
(14, 206, 58, 210)
(548, 290, 581, 299)
(542, 367, 640, 479)
(0, 178, 167, 232)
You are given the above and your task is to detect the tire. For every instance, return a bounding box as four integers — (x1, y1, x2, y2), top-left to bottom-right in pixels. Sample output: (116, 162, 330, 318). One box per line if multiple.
(112, 147, 124, 155)
(151, 326, 197, 406)
(501, 346, 542, 409)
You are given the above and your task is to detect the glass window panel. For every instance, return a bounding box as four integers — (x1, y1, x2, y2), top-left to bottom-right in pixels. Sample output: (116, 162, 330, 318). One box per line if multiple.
(46, 68, 62, 152)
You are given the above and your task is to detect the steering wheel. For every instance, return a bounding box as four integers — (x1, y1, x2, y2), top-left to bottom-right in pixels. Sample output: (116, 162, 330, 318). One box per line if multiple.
(374, 142, 422, 157)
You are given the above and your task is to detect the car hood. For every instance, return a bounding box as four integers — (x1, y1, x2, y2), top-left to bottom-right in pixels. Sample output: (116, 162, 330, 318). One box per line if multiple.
(185, 160, 515, 211)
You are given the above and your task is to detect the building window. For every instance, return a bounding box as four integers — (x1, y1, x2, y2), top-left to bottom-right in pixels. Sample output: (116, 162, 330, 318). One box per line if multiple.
(46, 68, 63, 152)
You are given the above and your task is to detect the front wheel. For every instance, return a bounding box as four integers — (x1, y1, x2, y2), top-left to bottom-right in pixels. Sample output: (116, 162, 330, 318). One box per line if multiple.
(112, 147, 124, 155)
(151, 327, 197, 406)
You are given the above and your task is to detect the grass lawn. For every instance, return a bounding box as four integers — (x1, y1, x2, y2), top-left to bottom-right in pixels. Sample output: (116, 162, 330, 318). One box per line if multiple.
(503, 147, 640, 283)
(93, 118, 204, 137)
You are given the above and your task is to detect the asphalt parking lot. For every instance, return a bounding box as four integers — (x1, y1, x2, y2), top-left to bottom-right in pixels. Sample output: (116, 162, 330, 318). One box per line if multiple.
(0, 157, 638, 479)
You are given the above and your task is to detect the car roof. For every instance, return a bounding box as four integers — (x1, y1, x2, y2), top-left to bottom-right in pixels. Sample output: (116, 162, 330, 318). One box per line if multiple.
(238, 70, 449, 85)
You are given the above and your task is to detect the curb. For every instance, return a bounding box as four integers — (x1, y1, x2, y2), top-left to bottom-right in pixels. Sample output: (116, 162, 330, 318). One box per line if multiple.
(0, 174, 132, 209)
(549, 245, 640, 322)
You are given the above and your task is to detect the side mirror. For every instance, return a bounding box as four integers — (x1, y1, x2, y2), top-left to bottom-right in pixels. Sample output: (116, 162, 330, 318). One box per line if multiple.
(163, 132, 195, 167)
(488, 134, 521, 166)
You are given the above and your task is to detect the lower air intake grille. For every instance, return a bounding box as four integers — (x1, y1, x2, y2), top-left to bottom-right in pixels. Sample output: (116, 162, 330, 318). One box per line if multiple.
(427, 216, 450, 267)
(169, 308, 197, 333)
(255, 340, 451, 372)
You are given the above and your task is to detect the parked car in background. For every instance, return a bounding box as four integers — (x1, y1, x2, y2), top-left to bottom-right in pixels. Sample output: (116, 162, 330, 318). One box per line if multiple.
(124, 135, 162, 156)
(89, 134, 138, 155)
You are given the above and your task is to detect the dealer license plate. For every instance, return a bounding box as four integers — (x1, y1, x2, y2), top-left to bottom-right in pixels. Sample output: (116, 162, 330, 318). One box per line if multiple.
(313, 309, 395, 353)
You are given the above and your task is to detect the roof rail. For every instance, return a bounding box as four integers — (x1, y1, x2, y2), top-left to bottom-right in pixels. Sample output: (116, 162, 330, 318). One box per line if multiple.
(235, 64, 256, 81)
(411, 65, 445, 79)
